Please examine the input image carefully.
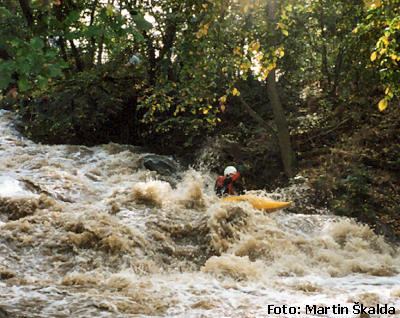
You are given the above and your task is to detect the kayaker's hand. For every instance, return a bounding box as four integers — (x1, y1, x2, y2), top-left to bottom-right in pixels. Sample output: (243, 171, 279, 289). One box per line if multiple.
(223, 176, 232, 186)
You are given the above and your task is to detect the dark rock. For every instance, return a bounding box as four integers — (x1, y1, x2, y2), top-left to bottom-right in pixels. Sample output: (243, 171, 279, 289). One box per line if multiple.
(0, 307, 9, 318)
(0, 267, 15, 280)
(142, 154, 179, 176)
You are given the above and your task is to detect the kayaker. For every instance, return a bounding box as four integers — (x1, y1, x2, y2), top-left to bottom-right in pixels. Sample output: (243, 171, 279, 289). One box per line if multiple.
(214, 166, 244, 196)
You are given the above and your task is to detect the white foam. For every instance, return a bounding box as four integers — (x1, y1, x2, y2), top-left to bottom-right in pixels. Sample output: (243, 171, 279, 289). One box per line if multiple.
(0, 175, 33, 197)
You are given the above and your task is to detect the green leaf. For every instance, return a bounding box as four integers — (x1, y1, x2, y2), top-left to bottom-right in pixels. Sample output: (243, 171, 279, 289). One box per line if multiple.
(47, 64, 63, 77)
(18, 59, 31, 74)
(132, 30, 144, 41)
(18, 78, 30, 92)
(85, 25, 103, 38)
(0, 61, 16, 90)
(132, 13, 152, 31)
(0, 72, 12, 90)
(30, 37, 44, 50)
(65, 10, 80, 25)
(37, 75, 48, 89)
(64, 31, 81, 40)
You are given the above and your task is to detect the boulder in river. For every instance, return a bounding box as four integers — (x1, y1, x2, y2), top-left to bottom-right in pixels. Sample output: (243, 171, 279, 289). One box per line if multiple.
(0, 307, 10, 318)
(142, 154, 179, 176)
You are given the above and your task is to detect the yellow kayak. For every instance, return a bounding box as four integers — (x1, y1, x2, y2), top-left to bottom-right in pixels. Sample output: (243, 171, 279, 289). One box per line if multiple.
(222, 195, 292, 212)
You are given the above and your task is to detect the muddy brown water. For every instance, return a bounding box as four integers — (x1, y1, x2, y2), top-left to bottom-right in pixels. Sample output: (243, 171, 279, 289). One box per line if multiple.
(0, 110, 399, 317)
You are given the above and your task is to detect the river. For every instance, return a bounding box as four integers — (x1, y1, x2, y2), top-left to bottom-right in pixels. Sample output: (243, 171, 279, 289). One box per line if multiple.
(0, 110, 399, 317)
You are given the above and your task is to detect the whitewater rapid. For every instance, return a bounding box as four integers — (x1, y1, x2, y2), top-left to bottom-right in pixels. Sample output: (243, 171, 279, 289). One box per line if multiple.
(0, 110, 399, 317)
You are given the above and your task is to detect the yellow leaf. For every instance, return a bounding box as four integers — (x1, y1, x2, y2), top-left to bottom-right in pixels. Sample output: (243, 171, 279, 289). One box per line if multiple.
(240, 61, 251, 71)
(381, 36, 389, 47)
(249, 41, 260, 52)
(378, 98, 388, 111)
(241, 4, 249, 13)
(372, 0, 382, 8)
(233, 47, 242, 55)
(196, 23, 210, 39)
(232, 88, 240, 96)
(385, 87, 394, 98)
(260, 70, 270, 80)
(266, 62, 277, 72)
(276, 22, 285, 29)
(370, 51, 377, 62)
(276, 47, 285, 58)
(282, 29, 289, 36)
(365, 0, 381, 9)
(203, 108, 209, 115)
(220, 95, 227, 103)
(106, 4, 114, 16)
(220, 105, 226, 112)
(255, 53, 264, 62)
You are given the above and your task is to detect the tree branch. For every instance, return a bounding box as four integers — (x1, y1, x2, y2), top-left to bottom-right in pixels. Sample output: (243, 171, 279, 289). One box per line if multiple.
(237, 95, 277, 137)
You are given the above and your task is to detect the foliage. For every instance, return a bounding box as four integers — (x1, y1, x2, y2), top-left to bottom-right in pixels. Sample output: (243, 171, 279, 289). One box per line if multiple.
(331, 166, 375, 220)
(133, 0, 249, 146)
(17, 62, 138, 145)
(356, 0, 400, 110)
(279, 0, 378, 106)
(302, 105, 400, 239)
(0, 7, 67, 92)
(0, 1, 150, 94)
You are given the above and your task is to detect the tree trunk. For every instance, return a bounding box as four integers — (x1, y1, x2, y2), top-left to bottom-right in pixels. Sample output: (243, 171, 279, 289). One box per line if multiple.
(267, 71, 295, 178)
(18, 0, 34, 29)
(88, 0, 99, 66)
(52, 2, 70, 64)
(318, 6, 331, 92)
(69, 40, 84, 71)
(267, 0, 295, 178)
(143, 31, 156, 85)
(331, 47, 344, 99)
(97, 36, 104, 65)
(58, 37, 68, 62)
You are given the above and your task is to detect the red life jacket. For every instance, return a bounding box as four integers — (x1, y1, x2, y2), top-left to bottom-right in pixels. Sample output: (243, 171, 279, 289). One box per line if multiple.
(215, 172, 241, 195)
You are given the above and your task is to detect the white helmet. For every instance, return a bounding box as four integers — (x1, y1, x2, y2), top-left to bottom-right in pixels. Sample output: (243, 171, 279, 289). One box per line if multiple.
(224, 166, 237, 176)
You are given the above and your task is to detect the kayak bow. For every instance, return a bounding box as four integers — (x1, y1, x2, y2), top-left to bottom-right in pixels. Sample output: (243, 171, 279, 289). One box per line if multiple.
(222, 194, 291, 212)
